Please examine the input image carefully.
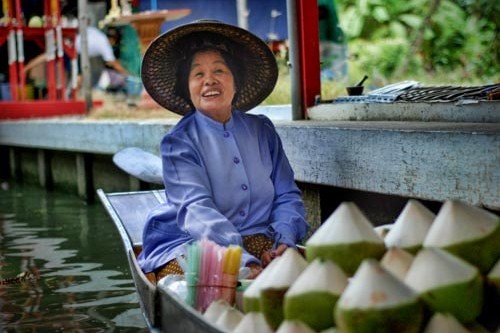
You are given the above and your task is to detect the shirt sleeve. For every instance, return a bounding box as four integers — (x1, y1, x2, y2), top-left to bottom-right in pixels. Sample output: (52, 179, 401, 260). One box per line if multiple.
(261, 117, 309, 248)
(97, 34, 116, 62)
(162, 133, 260, 266)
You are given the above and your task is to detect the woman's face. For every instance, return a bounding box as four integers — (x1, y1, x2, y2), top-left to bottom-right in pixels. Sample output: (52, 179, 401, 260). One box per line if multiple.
(188, 50, 236, 123)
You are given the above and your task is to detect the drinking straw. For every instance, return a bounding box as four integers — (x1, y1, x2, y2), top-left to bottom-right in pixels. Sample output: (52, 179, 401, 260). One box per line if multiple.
(223, 246, 242, 275)
(185, 241, 200, 307)
(220, 245, 242, 305)
(187, 240, 243, 311)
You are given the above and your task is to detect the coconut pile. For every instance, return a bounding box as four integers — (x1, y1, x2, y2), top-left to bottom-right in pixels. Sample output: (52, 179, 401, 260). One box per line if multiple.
(200, 199, 499, 333)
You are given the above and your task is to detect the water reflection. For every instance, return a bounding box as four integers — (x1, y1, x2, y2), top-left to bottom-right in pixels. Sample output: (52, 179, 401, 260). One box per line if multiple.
(0, 182, 148, 332)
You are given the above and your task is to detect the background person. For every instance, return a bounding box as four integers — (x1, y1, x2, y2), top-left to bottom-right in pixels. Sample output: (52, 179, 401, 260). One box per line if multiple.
(76, 25, 129, 89)
(138, 20, 308, 283)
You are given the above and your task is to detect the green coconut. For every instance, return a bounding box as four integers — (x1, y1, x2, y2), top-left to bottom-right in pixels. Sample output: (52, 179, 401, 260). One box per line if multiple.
(284, 258, 348, 331)
(306, 202, 386, 275)
(384, 199, 435, 254)
(242, 257, 282, 313)
(482, 258, 500, 332)
(380, 248, 414, 281)
(275, 320, 316, 333)
(422, 312, 470, 333)
(423, 200, 500, 273)
(215, 307, 244, 332)
(233, 312, 273, 333)
(487, 258, 500, 290)
(259, 248, 308, 330)
(203, 299, 232, 323)
(320, 328, 341, 333)
(404, 247, 483, 323)
(334, 259, 424, 333)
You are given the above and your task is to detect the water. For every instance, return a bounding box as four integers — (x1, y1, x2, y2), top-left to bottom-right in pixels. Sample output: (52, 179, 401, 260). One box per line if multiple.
(0, 182, 148, 332)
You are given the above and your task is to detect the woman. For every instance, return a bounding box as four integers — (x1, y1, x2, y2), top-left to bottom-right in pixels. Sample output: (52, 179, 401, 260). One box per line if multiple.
(138, 20, 308, 283)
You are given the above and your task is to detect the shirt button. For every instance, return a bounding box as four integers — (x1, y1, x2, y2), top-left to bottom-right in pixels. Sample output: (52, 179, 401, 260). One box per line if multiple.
(223, 131, 230, 138)
(233, 157, 240, 164)
(239, 210, 246, 216)
(241, 184, 248, 190)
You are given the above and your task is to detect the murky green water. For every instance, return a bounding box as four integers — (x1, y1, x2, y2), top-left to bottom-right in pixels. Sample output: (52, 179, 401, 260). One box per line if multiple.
(0, 182, 148, 332)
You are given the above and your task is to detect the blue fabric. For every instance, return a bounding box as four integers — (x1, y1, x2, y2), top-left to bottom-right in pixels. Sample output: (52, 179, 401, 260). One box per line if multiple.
(138, 110, 308, 273)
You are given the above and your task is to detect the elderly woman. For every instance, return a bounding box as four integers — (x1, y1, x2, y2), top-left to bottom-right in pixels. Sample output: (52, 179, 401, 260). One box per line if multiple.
(138, 20, 308, 283)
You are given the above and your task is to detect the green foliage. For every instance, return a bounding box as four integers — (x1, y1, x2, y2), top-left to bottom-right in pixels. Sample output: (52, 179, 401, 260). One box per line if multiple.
(336, 0, 499, 83)
(348, 37, 421, 81)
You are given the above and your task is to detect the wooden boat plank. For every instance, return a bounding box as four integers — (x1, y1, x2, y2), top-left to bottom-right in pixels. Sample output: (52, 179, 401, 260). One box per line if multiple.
(97, 189, 162, 330)
(128, 248, 160, 331)
(98, 189, 165, 247)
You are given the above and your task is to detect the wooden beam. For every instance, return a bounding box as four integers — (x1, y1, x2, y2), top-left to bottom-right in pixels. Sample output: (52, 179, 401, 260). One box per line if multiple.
(37, 149, 53, 190)
(76, 152, 94, 203)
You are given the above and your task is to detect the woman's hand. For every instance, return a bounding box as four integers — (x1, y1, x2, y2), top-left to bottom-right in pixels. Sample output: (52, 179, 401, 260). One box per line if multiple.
(261, 244, 288, 268)
(246, 263, 263, 279)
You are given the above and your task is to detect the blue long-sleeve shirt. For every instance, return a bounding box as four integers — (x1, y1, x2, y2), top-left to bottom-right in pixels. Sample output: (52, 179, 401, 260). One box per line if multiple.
(138, 110, 308, 273)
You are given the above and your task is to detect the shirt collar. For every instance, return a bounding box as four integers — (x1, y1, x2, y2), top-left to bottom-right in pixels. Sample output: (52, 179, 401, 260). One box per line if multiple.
(194, 110, 236, 131)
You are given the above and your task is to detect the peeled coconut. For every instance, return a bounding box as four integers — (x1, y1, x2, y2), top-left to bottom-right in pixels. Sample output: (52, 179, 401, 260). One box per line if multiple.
(380, 248, 414, 281)
(384, 199, 435, 253)
(243, 256, 282, 313)
(233, 312, 273, 333)
(275, 320, 316, 333)
(423, 200, 500, 273)
(284, 258, 348, 331)
(422, 312, 470, 333)
(334, 259, 424, 333)
(306, 202, 386, 275)
(259, 248, 308, 330)
(374, 224, 392, 239)
(203, 299, 232, 323)
(404, 247, 483, 323)
(215, 307, 244, 332)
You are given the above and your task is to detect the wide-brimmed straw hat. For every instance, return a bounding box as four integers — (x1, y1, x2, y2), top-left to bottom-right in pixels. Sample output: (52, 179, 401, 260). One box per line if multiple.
(141, 20, 278, 115)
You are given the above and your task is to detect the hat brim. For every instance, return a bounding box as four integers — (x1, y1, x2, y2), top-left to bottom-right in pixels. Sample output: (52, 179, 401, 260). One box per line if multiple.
(141, 20, 279, 115)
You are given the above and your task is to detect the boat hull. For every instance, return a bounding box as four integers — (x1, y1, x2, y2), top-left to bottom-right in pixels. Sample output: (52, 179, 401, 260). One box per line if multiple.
(97, 189, 225, 332)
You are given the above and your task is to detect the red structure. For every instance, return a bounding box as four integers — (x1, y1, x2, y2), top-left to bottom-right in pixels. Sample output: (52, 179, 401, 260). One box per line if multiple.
(0, 0, 323, 120)
(294, 0, 320, 118)
(0, 0, 86, 119)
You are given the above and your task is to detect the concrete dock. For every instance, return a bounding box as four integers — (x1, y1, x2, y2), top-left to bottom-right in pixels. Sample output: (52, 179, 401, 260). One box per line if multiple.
(1, 102, 498, 230)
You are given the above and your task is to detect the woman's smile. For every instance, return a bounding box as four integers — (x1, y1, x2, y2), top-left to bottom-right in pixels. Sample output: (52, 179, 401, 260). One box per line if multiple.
(189, 50, 236, 123)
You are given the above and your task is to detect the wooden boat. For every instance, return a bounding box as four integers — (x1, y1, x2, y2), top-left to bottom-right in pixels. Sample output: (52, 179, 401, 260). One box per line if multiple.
(97, 189, 225, 333)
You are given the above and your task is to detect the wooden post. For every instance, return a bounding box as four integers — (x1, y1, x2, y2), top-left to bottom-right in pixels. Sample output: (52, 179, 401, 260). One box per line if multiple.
(8, 147, 22, 180)
(37, 149, 53, 190)
(78, 0, 92, 112)
(286, 0, 321, 119)
(76, 152, 94, 202)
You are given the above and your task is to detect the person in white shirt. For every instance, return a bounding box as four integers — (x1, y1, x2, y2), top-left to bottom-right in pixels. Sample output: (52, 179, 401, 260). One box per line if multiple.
(76, 26, 129, 88)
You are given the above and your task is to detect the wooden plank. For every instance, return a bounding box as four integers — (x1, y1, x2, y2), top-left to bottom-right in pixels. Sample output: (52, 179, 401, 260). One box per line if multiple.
(37, 149, 53, 190)
(76, 152, 93, 202)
